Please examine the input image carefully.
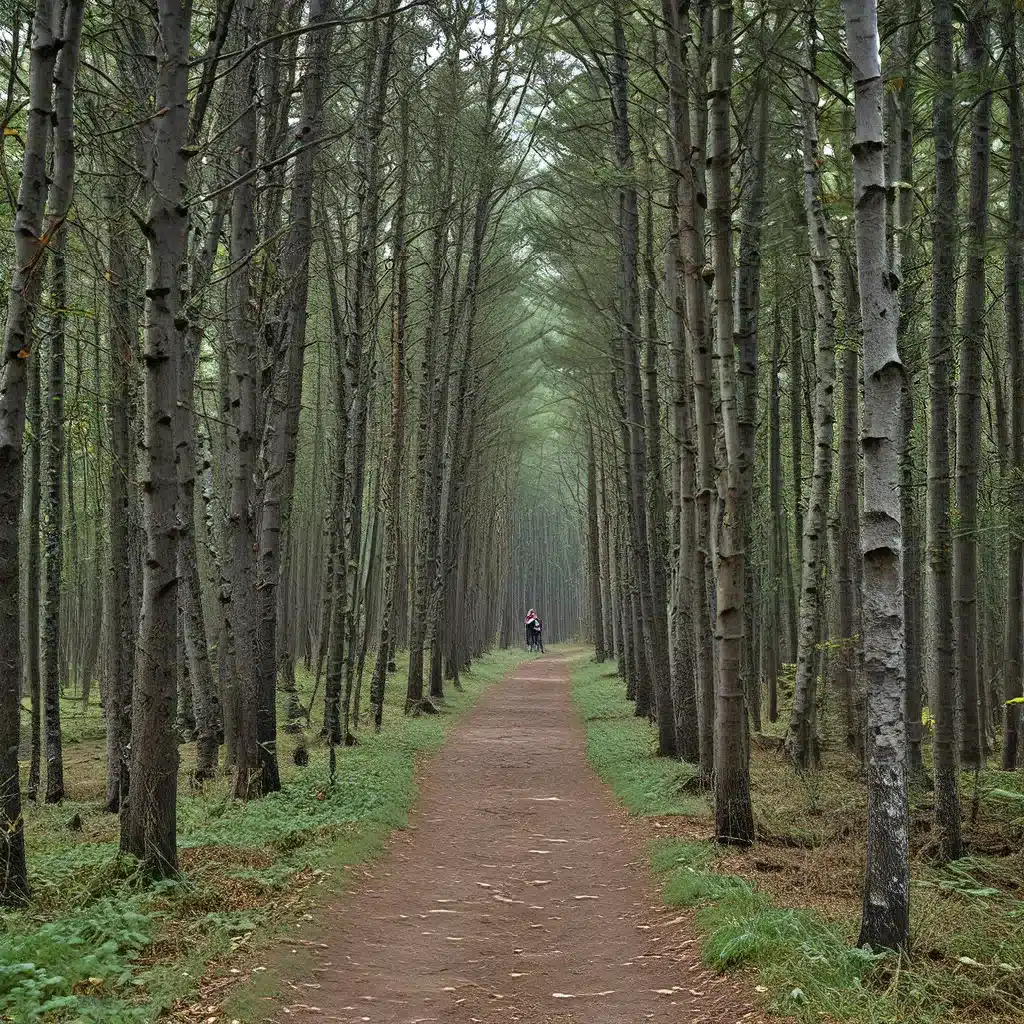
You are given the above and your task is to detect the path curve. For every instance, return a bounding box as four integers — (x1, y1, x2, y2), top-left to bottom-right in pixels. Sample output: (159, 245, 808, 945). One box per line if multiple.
(277, 653, 757, 1023)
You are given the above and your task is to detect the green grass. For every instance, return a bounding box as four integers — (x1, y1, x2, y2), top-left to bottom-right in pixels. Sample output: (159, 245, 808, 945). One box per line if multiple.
(572, 659, 706, 817)
(571, 654, 1024, 1024)
(2, 646, 529, 1023)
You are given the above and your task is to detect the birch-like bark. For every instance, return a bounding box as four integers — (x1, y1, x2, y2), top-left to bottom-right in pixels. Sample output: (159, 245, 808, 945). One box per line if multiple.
(928, 0, 962, 860)
(842, 0, 910, 950)
(710, 0, 753, 845)
(179, 196, 225, 778)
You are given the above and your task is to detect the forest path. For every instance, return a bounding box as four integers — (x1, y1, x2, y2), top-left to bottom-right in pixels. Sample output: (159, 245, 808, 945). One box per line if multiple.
(276, 653, 757, 1023)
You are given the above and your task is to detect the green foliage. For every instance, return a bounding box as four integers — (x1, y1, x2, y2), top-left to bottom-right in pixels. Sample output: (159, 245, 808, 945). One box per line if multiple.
(652, 840, 753, 907)
(7, 648, 528, 1022)
(571, 655, 1024, 1024)
(572, 659, 705, 817)
(0, 899, 153, 1022)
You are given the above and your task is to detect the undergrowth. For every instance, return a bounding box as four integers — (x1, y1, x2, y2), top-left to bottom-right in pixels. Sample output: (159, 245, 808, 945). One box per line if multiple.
(572, 655, 1024, 1024)
(3, 647, 528, 1023)
(573, 662, 705, 816)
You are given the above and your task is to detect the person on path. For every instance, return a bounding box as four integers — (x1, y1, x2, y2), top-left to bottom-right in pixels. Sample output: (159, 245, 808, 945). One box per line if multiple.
(525, 608, 544, 652)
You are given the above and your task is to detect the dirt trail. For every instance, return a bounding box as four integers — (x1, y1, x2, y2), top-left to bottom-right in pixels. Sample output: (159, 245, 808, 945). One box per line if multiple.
(277, 654, 757, 1023)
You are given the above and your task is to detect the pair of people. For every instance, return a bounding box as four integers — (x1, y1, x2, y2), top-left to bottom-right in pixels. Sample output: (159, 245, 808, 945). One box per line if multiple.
(525, 608, 544, 652)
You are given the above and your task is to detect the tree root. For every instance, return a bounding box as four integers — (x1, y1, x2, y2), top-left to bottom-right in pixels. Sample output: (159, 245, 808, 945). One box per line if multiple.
(406, 698, 441, 716)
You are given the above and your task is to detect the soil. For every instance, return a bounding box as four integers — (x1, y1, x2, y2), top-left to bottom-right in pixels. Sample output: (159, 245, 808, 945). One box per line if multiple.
(273, 653, 761, 1023)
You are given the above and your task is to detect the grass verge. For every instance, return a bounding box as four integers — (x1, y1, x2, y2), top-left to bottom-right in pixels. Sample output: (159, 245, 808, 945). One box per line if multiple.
(3, 646, 530, 1023)
(572, 655, 1024, 1024)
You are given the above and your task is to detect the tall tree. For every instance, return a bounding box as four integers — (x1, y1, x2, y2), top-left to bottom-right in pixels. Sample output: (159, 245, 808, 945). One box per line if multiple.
(40, 0, 86, 806)
(1003, 0, 1024, 770)
(122, 0, 194, 877)
(954, 0, 993, 769)
(1, 0, 74, 906)
(928, 0, 963, 862)
(662, 0, 699, 762)
(610, 0, 675, 756)
(710, 0, 753, 845)
(786, 23, 838, 770)
(243, 0, 338, 796)
(841, 0, 910, 951)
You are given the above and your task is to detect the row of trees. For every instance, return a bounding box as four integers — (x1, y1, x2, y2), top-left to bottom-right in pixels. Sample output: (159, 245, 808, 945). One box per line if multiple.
(547, 0, 1021, 953)
(0, 0, 585, 906)
(4, 0, 1012, 962)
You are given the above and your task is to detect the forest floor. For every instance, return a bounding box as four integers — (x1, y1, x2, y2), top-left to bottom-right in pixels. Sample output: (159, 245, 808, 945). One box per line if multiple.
(7, 650, 1024, 1024)
(1, 648, 530, 1022)
(573, 658, 1024, 1024)
(236, 650, 760, 1024)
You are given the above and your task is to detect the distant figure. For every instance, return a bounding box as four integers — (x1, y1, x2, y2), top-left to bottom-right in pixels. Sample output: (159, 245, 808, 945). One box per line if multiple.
(525, 608, 544, 653)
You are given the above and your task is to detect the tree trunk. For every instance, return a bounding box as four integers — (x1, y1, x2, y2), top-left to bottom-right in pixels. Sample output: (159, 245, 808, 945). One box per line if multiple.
(766, 306, 783, 723)
(26, 345, 42, 802)
(178, 195, 225, 777)
(227, 7, 261, 793)
(42, 246, 67, 808)
(609, 4, 673, 752)
(669, 0, 715, 776)
(406, 103, 456, 713)
(786, 45, 838, 771)
(39, 0, 85, 807)
(837, 261, 864, 760)
(0, 0, 63, 880)
(928, 0, 962, 861)
(736, 78, 769, 734)
(371, 91, 410, 730)
(105, 189, 142, 816)
(710, 0, 754, 845)
(889, 11, 925, 781)
(2, 0, 85, 901)
(788, 307, 802, 661)
(123, 0, 192, 878)
(954, 0, 992, 769)
(661, 1, 698, 759)
(587, 425, 607, 661)
(246, 0, 337, 795)
(641, 193, 675, 753)
(842, 0, 910, 951)
(1004, 0, 1024, 770)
